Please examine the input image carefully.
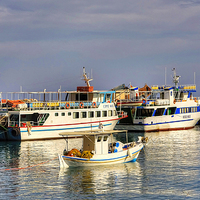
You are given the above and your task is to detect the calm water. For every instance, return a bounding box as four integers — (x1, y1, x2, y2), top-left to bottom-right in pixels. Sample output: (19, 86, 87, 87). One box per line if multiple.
(1, 126, 200, 199)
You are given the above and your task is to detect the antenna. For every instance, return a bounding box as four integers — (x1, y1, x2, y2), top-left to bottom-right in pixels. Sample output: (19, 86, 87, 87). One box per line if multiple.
(172, 68, 180, 88)
(194, 72, 196, 85)
(165, 67, 167, 86)
(82, 67, 93, 87)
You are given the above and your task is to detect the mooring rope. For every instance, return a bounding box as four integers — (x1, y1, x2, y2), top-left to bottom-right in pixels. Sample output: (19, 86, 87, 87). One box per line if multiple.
(1, 156, 58, 171)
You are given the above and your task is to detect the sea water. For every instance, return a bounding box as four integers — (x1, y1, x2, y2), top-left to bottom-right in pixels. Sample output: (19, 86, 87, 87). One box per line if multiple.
(0, 126, 200, 199)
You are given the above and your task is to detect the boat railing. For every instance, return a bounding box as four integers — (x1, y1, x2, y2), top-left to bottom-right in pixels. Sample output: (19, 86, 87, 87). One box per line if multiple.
(151, 84, 196, 90)
(0, 100, 110, 111)
(29, 101, 102, 110)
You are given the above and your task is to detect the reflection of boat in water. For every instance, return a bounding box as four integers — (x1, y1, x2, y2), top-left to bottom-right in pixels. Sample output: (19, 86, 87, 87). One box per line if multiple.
(58, 160, 143, 196)
(59, 130, 146, 167)
(117, 68, 200, 132)
(0, 68, 127, 141)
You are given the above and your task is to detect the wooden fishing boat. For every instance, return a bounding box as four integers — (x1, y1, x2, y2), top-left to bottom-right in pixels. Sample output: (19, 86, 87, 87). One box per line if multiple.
(58, 130, 147, 168)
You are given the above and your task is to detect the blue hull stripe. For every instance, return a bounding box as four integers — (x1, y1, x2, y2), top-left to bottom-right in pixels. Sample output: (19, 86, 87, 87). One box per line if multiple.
(20, 123, 112, 133)
(64, 148, 143, 162)
(135, 118, 193, 126)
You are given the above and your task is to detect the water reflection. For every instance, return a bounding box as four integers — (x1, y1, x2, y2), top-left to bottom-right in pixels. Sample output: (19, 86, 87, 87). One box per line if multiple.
(59, 161, 143, 198)
(139, 127, 200, 199)
(0, 127, 200, 199)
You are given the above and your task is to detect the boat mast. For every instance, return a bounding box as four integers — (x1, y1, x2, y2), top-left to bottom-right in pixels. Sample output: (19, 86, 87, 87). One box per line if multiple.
(82, 67, 93, 87)
(172, 68, 180, 89)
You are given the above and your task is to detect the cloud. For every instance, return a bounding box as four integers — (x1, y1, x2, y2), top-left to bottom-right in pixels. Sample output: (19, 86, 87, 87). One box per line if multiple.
(1, 0, 200, 37)
(0, 0, 200, 94)
(1, 35, 200, 61)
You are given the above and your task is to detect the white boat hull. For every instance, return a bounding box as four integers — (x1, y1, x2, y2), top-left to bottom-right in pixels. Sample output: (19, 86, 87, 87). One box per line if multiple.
(6, 118, 120, 141)
(133, 112, 200, 132)
(62, 143, 143, 167)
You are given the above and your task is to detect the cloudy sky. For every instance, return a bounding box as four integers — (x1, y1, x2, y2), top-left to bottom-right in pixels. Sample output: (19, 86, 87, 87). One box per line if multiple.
(0, 0, 200, 95)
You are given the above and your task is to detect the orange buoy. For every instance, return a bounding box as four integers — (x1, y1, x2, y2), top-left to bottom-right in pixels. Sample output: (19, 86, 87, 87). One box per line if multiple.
(92, 102, 96, 108)
(143, 99, 147, 105)
(65, 103, 70, 109)
(79, 102, 84, 108)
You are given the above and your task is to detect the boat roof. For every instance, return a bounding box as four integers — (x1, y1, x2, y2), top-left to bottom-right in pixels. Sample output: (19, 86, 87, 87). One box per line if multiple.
(59, 129, 128, 136)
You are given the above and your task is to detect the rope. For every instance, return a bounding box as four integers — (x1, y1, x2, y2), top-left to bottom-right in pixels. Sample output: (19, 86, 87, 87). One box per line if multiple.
(1, 156, 58, 171)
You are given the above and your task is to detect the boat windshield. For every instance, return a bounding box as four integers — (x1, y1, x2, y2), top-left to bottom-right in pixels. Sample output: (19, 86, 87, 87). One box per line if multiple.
(154, 108, 165, 116)
(136, 108, 154, 118)
(166, 107, 176, 115)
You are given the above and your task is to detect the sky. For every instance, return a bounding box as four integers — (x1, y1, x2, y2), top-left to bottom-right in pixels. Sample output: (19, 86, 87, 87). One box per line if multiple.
(0, 0, 200, 96)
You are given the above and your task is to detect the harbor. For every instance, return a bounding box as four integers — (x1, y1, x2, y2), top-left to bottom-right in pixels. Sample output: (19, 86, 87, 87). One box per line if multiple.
(1, 1, 200, 198)
(0, 127, 200, 199)
(0, 67, 200, 199)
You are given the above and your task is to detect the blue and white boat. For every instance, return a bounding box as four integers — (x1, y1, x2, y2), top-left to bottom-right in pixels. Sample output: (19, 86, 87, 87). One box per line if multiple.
(59, 130, 145, 167)
(131, 69, 200, 132)
(0, 68, 127, 141)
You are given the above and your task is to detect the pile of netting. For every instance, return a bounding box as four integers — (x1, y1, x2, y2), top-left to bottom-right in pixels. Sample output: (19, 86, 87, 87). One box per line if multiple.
(64, 148, 93, 158)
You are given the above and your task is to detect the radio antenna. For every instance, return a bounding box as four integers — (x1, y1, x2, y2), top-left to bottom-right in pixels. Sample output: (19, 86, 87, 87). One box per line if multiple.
(82, 67, 93, 87)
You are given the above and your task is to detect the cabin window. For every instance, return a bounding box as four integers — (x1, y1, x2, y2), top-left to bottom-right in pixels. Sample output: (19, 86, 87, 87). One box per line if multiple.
(166, 107, 176, 115)
(136, 108, 154, 118)
(75, 93, 87, 101)
(103, 136, 108, 141)
(73, 112, 79, 119)
(97, 136, 102, 142)
(68, 112, 71, 116)
(88, 111, 94, 118)
(102, 111, 107, 117)
(108, 110, 112, 117)
(55, 113, 58, 116)
(20, 114, 37, 121)
(106, 93, 111, 102)
(81, 112, 87, 118)
(61, 113, 65, 116)
(95, 111, 101, 117)
(154, 108, 165, 116)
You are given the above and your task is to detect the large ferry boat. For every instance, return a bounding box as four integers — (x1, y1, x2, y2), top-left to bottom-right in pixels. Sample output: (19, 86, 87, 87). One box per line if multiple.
(0, 68, 127, 141)
(117, 68, 200, 132)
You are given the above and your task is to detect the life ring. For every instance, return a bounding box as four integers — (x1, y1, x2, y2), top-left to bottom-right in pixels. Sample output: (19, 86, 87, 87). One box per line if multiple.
(173, 99, 176, 104)
(79, 102, 84, 108)
(92, 102, 96, 108)
(194, 97, 197, 102)
(65, 103, 70, 109)
(142, 99, 147, 105)
(107, 101, 110, 103)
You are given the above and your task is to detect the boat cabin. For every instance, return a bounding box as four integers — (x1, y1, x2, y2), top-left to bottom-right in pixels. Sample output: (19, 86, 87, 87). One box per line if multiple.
(63, 130, 130, 156)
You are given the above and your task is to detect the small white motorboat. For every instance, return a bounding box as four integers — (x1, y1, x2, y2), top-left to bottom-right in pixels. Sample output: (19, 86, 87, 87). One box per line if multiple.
(58, 130, 147, 168)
